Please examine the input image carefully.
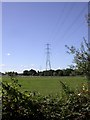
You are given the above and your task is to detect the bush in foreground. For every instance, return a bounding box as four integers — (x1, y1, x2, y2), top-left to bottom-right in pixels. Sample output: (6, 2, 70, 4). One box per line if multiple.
(2, 77, 90, 120)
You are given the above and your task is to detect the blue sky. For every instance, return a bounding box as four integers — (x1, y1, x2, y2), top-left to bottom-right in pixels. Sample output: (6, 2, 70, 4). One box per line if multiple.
(2, 2, 88, 73)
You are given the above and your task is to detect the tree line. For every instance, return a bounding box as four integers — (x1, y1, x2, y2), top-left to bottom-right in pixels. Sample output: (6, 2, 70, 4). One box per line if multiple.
(3, 68, 84, 77)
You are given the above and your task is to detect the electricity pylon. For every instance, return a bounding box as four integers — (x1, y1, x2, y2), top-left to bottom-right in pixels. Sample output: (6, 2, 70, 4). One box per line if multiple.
(46, 43, 51, 70)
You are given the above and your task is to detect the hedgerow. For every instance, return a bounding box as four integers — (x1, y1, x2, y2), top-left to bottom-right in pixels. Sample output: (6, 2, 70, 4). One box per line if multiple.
(2, 77, 90, 120)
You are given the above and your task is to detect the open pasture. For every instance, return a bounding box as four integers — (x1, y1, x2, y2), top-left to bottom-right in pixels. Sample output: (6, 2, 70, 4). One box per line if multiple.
(2, 76, 87, 96)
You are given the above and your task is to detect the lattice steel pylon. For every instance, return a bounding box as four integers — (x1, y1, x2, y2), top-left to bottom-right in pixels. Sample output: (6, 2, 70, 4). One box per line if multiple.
(46, 43, 51, 70)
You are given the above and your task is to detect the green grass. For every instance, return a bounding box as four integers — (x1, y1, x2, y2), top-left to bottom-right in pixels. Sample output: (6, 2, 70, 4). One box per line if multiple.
(2, 76, 87, 96)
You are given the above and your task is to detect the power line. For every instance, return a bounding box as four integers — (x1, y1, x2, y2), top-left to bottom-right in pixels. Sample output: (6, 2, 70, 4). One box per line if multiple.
(60, 4, 88, 41)
(50, 3, 87, 44)
(50, 3, 75, 43)
(48, 3, 69, 41)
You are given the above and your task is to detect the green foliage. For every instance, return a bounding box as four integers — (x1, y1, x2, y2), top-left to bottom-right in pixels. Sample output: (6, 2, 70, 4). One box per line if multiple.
(23, 69, 37, 76)
(65, 38, 90, 80)
(2, 77, 90, 120)
(59, 81, 74, 96)
(5, 72, 18, 77)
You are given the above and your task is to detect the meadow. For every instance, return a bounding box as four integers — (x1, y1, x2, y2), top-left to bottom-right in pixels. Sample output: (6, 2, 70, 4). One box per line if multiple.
(2, 76, 87, 96)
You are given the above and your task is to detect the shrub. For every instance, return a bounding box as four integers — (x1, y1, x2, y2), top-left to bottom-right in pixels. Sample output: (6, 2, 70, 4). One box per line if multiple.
(2, 77, 90, 120)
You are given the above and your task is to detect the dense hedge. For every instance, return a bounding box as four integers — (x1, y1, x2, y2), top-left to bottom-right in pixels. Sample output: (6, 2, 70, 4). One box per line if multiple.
(2, 78, 90, 120)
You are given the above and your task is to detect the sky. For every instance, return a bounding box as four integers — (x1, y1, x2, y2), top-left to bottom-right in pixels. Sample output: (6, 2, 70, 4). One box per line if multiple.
(1, 2, 88, 73)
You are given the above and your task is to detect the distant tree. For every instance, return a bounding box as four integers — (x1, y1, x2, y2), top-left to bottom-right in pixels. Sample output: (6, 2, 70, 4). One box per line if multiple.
(43, 70, 49, 76)
(41, 70, 54, 76)
(56, 69, 63, 76)
(23, 70, 29, 76)
(38, 71, 44, 76)
(53, 71, 57, 76)
(5, 71, 18, 77)
(63, 69, 67, 76)
(29, 69, 37, 76)
(65, 68, 74, 76)
(49, 70, 54, 76)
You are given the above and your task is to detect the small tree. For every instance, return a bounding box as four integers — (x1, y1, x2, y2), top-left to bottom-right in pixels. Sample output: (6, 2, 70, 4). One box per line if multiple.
(65, 38, 90, 93)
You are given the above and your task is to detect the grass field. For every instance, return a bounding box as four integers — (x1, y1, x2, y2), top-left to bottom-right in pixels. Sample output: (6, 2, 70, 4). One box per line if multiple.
(2, 76, 87, 96)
